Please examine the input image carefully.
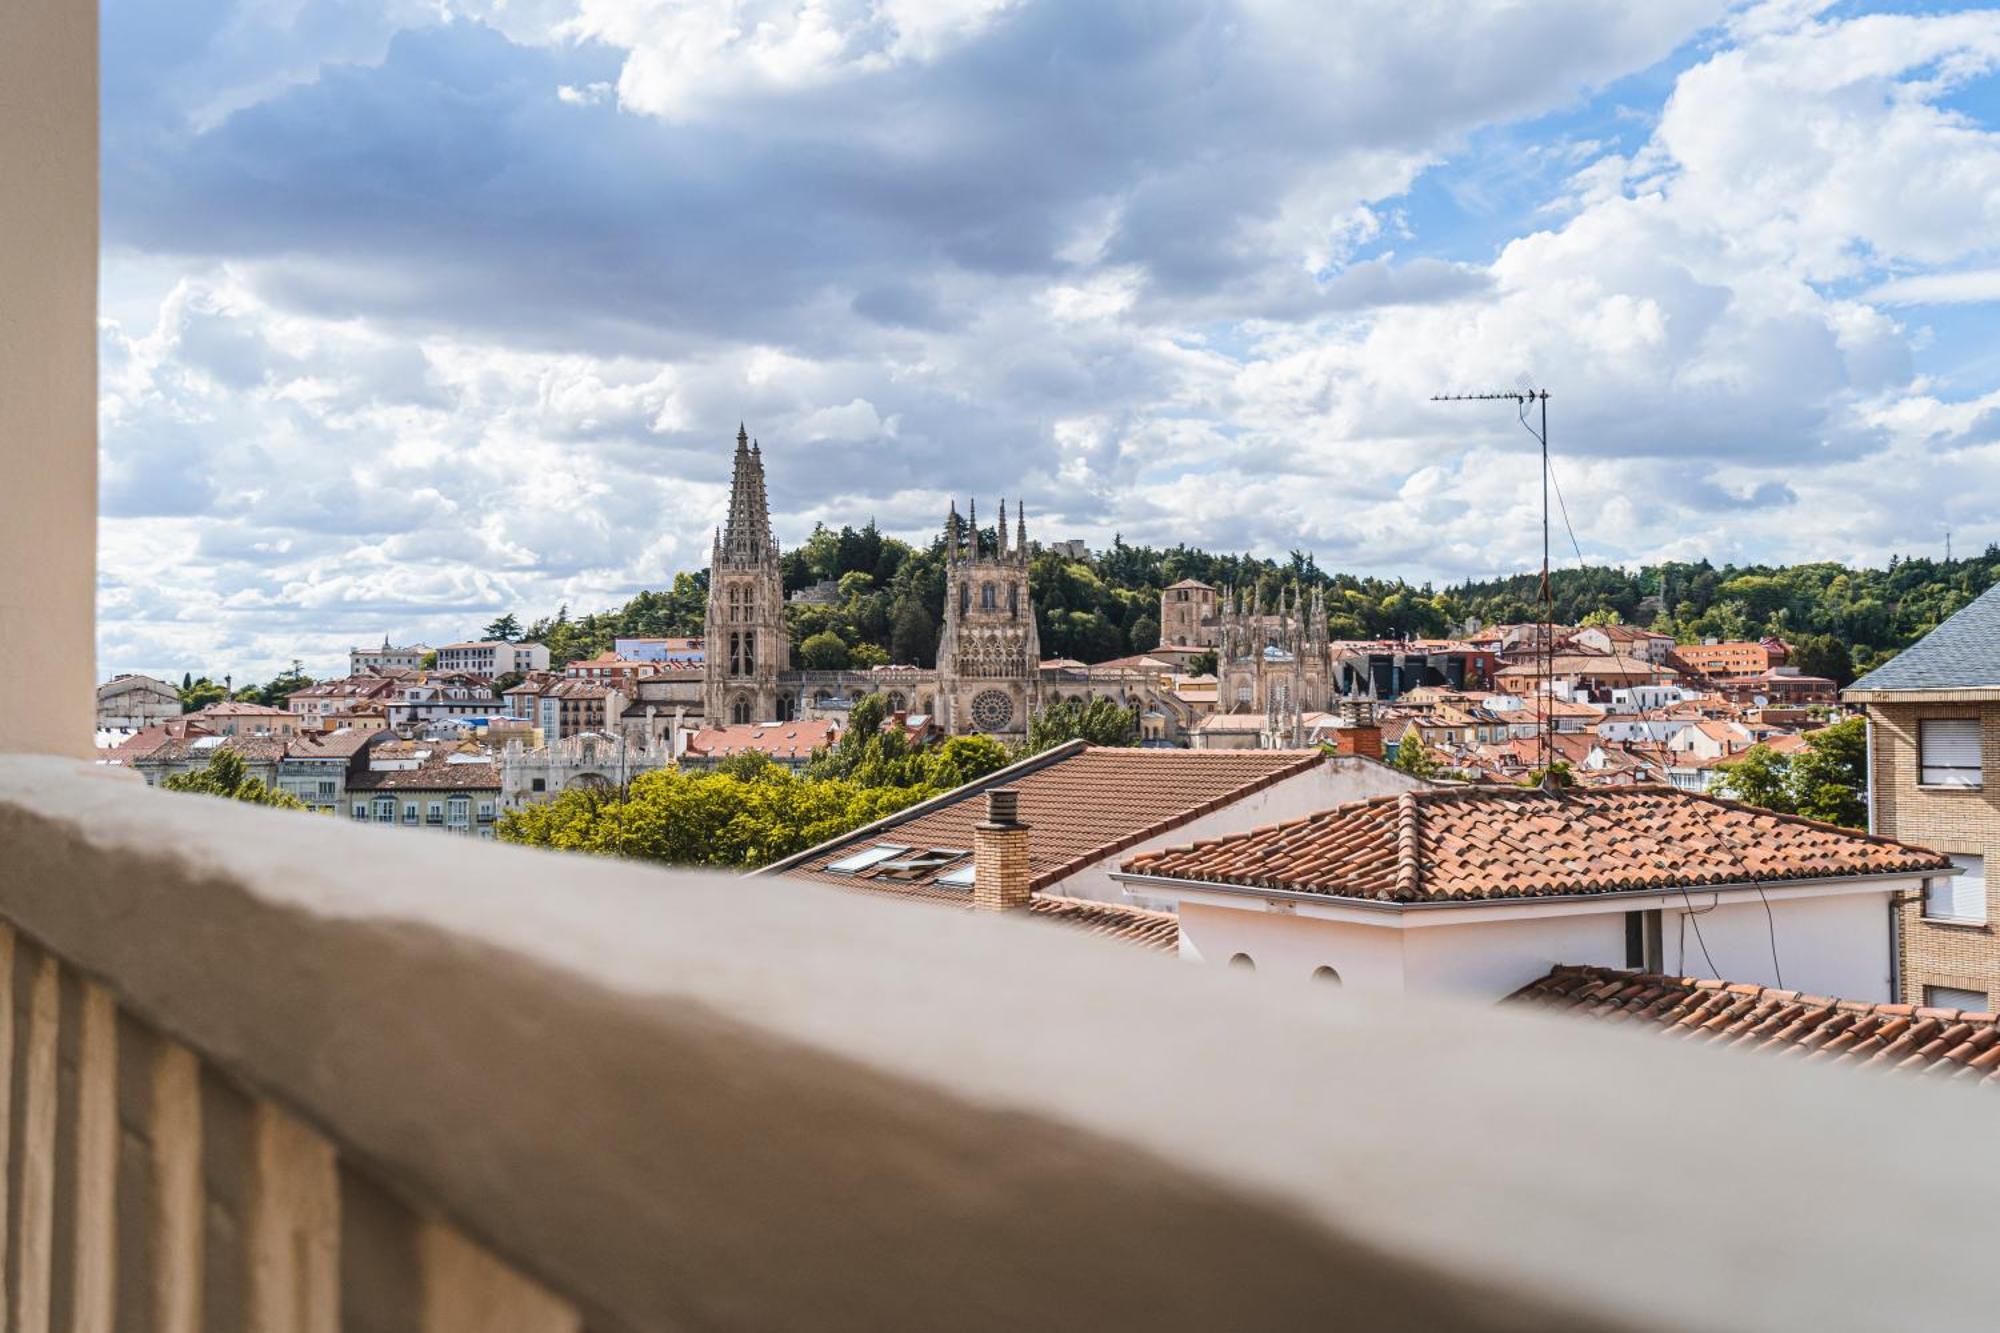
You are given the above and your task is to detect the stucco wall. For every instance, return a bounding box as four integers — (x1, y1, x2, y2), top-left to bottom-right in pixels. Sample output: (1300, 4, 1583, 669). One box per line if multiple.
(1658, 888, 1892, 1002)
(0, 0, 96, 757)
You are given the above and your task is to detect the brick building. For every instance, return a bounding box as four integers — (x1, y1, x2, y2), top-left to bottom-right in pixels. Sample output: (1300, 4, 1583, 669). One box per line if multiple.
(1846, 582, 2000, 1008)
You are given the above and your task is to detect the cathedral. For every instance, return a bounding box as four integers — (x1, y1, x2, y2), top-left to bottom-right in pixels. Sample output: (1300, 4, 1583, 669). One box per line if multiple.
(701, 426, 1042, 741)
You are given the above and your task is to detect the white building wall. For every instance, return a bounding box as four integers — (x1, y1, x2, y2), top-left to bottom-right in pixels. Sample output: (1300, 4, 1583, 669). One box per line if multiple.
(1657, 889, 1892, 1002)
(1172, 885, 1897, 1004)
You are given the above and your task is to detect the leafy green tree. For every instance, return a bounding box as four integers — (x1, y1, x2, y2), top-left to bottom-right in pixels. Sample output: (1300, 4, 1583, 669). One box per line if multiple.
(177, 676, 229, 712)
(799, 631, 851, 670)
(1714, 744, 1795, 813)
(1789, 717, 1867, 827)
(1522, 761, 1575, 789)
(1188, 650, 1218, 677)
(922, 735, 1011, 789)
(159, 748, 305, 810)
(849, 642, 890, 668)
(1128, 614, 1160, 653)
(889, 597, 937, 667)
(1789, 633, 1854, 687)
(420, 651, 439, 669)
(1392, 730, 1438, 778)
(484, 612, 522, 642)
(1028, 697, 1138, 752)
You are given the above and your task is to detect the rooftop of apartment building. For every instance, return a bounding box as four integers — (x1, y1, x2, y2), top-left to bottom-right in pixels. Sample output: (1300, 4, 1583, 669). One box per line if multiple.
(1120, 785, 1951, 904)
(1847, 581, 2000, 697)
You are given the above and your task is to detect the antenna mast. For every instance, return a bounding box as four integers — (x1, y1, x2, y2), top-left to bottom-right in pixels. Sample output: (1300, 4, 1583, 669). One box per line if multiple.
(1431, 388, 1555, 779)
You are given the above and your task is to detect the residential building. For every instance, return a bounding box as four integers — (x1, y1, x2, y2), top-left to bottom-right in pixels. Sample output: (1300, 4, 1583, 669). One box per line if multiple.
(286, 673, 402, 728)
(1847, 581, 2000, 1007)
(133, 734, 287, 788)
(765, 742, 1428, 913)
(1672, 639, 1789, 679)
(185, 701, 300, 738)
(349, 637, 430, 675)
(273, 728, 386, 813)
(681, 720, 839, 772)
(1114, 785, 1951, 1001)
(94, 673, 180, 731)
(434, 640, 550, 676)
(562, 652, 659, 689)
(613, 636, 704, 666)
(101, 717, 213, 767)
(507, 678, 628, 743)
(1492, 652, 1674, 700)
(1570, 623, 1676, 663)
(1709, 668, 1838, 708)
(346, 752, 503, 836)
(386, 674, 503, 732)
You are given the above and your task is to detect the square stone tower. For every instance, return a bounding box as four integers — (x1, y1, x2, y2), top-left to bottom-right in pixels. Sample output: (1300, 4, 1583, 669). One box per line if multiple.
(936, 498, 1040, 741)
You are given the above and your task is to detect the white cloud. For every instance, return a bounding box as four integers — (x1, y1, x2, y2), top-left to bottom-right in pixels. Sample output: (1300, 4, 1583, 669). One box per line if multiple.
(1866, 268, 2000, 306)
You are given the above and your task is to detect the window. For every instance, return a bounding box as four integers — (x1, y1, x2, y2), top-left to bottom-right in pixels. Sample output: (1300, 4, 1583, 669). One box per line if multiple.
(1926, 985, 1990, 1012)
(936, 864, 976, 889)
(403, 803, 418, 825)
(532, 777, 546, 793)
(1228, 953, 1256, 971)
(1919, 719, 1983, 787)
(1312, 966, 1341, 986)
(980, 583, 996, 610)
(477, 801, 496, 821)
(373, 798, 395, 824)
(351, 802, 367, 820)
(825, 844, 910, 875)
(1924, 854, 1987, 923)
(426, 801, 444, 825)
(871, 849, 968, 881)
(448, 798, 470, 825)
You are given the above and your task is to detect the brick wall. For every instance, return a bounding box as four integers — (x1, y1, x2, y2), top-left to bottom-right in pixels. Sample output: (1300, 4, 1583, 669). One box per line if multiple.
(1869, 702, 2000, 1005)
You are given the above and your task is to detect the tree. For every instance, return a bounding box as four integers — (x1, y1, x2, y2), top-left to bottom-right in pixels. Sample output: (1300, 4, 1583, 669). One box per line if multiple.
(849, 642, 890, 668)
(1714, 744, 1795, 813)
(1788, 717, 1866, 827)
(889, 597, 937, 667)
(1188, 650, 1219, 677)
(1522, 761, 1575, 789)
(798, 631, 851, 670)
(419, 651, 439, 670)
(1789, 633, 1854, 688)
(159, 748, 305, 810)
(177, 676, 229, 712)
(922, 735, 1011, 789)
(1128, 614, 1160, 653)
(485, 612, 522, 642)
(1392, 730, 1438, 778)
(1027, 697, 1138, 752)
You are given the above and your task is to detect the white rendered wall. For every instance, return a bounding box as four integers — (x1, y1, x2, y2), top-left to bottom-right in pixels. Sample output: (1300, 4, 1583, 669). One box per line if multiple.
(1059, 758, 1426, 908)
(1658, 889, 1892, 1002)
(1178, 887, 1896, 1003)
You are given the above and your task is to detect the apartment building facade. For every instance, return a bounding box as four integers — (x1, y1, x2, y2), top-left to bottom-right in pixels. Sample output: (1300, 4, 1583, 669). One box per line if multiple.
(1847, 583, 2000, 1009)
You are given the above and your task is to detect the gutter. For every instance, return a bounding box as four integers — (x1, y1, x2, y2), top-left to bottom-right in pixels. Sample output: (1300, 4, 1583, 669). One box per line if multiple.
(1107, 865, 1953, 915)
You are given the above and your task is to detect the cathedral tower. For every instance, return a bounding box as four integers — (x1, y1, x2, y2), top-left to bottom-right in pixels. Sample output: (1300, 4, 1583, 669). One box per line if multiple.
(703, 426, 791, 724)
(936, 498, 1039, 740)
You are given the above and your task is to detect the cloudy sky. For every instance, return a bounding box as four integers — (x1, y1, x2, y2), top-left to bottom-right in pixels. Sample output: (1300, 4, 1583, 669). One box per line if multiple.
(101, 0, 2000, 680)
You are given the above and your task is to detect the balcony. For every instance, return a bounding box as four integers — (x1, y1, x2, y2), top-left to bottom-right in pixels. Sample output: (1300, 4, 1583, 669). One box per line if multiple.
(6, 4, 2000, 1329)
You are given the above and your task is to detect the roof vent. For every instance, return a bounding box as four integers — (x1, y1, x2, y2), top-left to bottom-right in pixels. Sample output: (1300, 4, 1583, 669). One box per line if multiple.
(984, 788, 1020, 827)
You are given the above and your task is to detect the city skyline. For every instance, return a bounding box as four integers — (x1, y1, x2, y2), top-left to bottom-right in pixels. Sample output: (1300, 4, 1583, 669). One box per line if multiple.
(100, 1, 2000, 678)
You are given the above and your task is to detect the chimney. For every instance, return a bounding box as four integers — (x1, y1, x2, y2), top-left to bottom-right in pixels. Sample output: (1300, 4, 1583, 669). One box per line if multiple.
(972, 788, 1032, 913)
(1331, 698, 1383, 759)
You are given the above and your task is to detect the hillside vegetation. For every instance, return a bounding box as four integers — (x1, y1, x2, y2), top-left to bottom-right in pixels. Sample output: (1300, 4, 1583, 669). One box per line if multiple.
(512, 528, 2000, 689)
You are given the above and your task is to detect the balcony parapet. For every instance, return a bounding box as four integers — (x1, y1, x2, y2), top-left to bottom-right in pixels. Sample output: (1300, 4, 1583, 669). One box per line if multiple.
(1, 754, 1998, 1330)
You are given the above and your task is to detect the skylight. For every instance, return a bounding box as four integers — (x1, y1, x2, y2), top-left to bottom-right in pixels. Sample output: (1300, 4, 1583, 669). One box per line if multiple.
(825, 844, 910, 874)
(936, 864, 976, 889)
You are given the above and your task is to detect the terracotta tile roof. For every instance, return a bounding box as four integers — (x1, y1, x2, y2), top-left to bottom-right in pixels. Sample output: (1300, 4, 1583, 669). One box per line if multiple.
(1120, 785, 1952, 903)
(1025, 897, 1179, 952)
(1509, 966, 2000, 1083)
(768, 744, 1328, 897)
(347, 761, 501, 792)
(688, 720, 838, 762)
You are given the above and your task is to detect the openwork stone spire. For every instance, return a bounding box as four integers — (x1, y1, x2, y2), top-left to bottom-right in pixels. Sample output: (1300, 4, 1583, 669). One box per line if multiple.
(721, 424, 776, 564)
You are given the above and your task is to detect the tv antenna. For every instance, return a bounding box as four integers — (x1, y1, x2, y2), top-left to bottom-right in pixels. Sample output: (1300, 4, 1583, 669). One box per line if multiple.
(1430, 388, 1555, 780)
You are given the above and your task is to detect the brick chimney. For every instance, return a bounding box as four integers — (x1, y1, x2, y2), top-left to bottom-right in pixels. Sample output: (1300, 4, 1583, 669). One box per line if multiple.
(972, 788, 1032, 913)
(1331, 700, 1383, 760)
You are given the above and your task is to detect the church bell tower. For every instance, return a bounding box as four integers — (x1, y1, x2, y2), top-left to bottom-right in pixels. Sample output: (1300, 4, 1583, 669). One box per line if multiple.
(702, 426, 790, 724)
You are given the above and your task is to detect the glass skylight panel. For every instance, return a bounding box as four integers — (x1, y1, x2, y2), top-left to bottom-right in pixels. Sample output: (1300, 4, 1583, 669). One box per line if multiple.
(936, 864, 976, 888)
(825, 844, 910, 874)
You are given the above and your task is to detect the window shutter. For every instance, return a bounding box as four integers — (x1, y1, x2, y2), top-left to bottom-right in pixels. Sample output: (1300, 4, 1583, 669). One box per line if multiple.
(1950, 855, 1988, 922)
(1920, 719, 1983, 786)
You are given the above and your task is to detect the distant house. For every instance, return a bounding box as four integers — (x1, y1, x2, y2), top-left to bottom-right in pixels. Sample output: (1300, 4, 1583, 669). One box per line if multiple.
(681, 720, 838, 771)
(349, 638, 430, 675)
(1113, 785, 1953, 1002)
(1570, 624, 1675, 664)
(185, 701, 300, 738)
(95, 673, 181, 731)
(1847, 582, 2000, 1009)
(1672, 639, 1790, 679)
(433, 640, 550, 676)
(346, 752, 502, 836)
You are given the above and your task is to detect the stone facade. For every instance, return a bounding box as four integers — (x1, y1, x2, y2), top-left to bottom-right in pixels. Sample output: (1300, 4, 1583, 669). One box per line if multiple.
(1216, 585, 1332, 731)
(1870, 701, 2000, 1006)
(1160, 579, 1220, 648)
(700, 427, 1040, 741)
